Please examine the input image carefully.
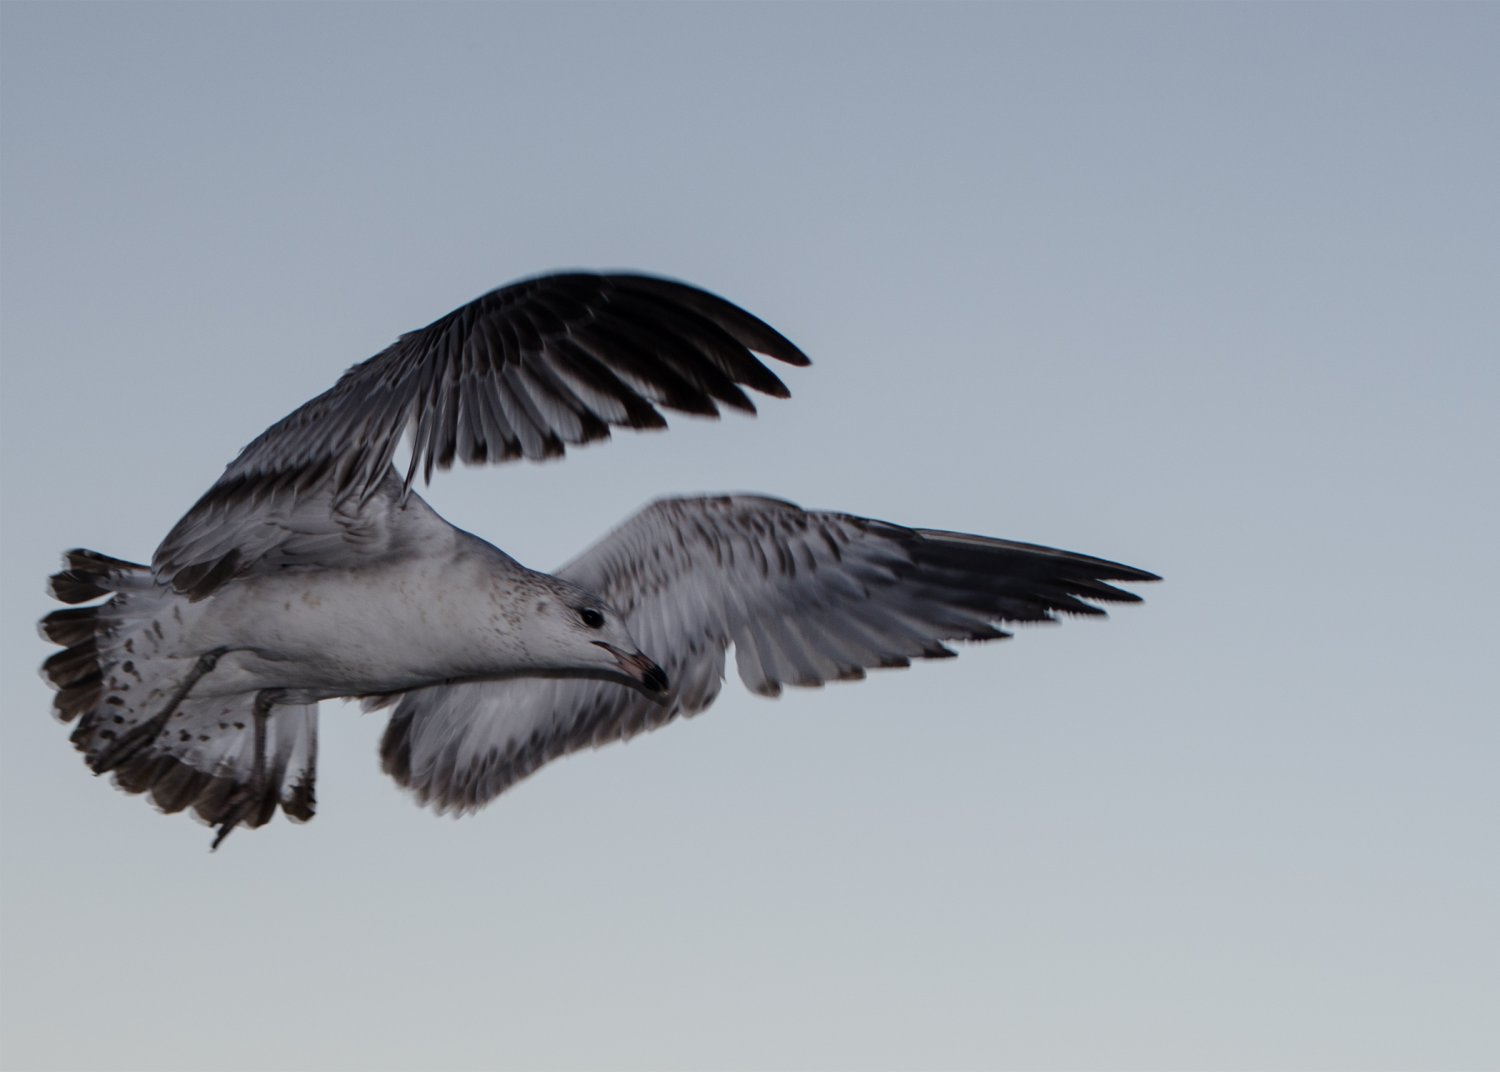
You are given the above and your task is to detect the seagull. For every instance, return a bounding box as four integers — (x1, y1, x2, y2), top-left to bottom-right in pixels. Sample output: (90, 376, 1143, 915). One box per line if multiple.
(40, 271, 1157, 846)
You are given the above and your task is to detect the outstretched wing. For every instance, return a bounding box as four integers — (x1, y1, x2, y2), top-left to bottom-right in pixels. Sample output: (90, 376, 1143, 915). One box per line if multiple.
(153, 272, 808, 596)
(375, 495, 1159, 813)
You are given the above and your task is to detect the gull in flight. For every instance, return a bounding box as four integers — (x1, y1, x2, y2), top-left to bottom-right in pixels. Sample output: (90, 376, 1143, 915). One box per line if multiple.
(40, 272, 1158, 847)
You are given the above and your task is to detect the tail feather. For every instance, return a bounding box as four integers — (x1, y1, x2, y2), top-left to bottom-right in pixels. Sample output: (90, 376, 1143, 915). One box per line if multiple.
(42, 602, 116, 728)
(107, 707, 317, 828)
(40, 548, 319, 841)
(38, 605, 98, 647)
(47, 548, 151, 604)
(54, 670, 103, 723)
(41, 635, 100, 690)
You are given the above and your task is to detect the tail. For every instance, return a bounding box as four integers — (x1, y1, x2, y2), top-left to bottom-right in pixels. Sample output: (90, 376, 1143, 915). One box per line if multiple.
(41, 550, 318, 841)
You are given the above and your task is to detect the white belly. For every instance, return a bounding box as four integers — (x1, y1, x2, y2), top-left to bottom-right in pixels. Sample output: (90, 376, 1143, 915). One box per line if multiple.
(185, 548, 531, 699)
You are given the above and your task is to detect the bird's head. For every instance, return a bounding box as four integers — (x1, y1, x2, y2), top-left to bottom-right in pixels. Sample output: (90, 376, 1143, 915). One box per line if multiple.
(521, 578, 670, 701)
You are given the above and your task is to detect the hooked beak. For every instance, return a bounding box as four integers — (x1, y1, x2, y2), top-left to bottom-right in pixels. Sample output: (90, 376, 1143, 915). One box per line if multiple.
(593, 642, 670, 701)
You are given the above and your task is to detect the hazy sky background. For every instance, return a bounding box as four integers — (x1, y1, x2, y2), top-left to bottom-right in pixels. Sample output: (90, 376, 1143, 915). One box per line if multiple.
(2, 4, 1496, 1070)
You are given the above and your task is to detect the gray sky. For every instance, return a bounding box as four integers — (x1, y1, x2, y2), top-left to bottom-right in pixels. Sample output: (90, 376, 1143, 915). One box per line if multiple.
(2, 4, 1496, 1070)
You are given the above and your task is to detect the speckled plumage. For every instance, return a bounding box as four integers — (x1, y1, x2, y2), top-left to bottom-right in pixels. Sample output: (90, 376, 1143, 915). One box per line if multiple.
(40, 270, 1156, 845)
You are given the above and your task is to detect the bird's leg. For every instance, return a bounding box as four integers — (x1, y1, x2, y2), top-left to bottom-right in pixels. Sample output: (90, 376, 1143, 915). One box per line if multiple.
(211, 689, 280, 851)
(91, 649, 224, 774)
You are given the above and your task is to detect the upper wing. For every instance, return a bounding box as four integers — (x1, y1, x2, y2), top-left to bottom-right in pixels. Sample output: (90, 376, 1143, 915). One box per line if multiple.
(153, 272, 808, 595)
(375, 495, 1159, 813)
(153, 469, 458, 601)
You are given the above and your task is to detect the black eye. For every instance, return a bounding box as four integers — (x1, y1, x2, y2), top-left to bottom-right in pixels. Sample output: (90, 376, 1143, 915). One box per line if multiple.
(579, 608, 605, 629)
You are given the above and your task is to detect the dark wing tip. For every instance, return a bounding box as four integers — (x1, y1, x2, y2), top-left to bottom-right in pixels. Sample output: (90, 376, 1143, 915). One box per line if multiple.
(1092, 563, 1161, 585)
(607, 273, 812, 368)
(900, 528, 1159, 622)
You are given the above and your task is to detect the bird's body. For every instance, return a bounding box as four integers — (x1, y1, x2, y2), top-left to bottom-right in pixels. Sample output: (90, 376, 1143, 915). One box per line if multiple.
(41, 271, 1157, 845)
(172, 494, 558, 702)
